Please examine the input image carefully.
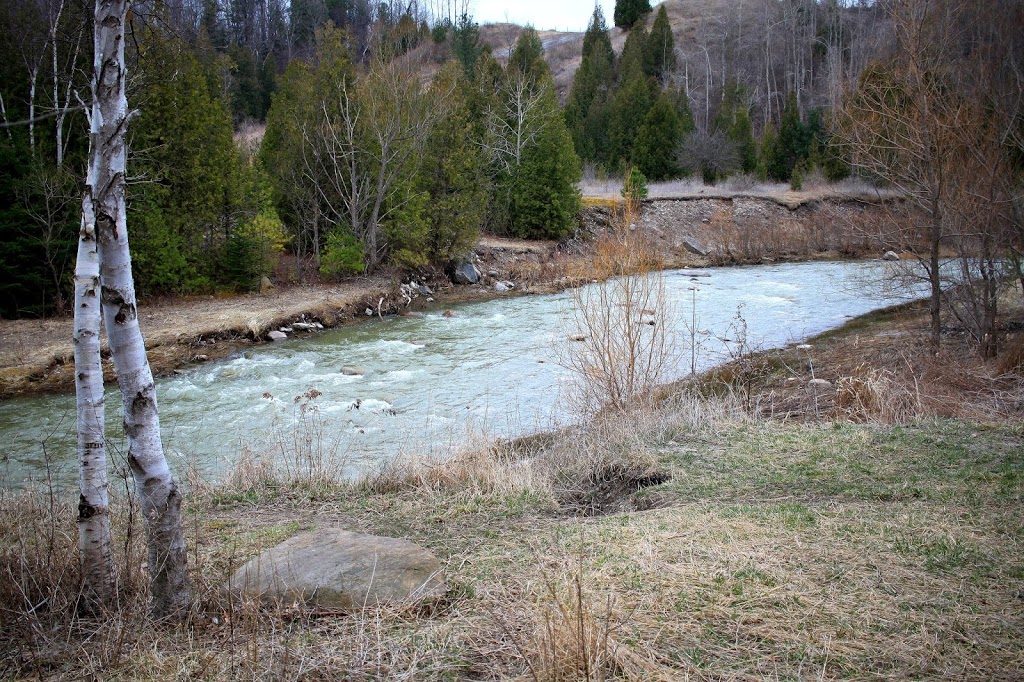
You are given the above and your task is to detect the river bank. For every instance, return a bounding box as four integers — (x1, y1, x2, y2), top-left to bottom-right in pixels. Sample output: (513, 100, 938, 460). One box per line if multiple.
(3, 299, 1021, 680)
(0, 191, 903, 399)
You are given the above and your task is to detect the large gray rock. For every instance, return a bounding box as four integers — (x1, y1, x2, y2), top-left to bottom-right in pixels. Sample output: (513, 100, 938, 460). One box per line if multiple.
(681, 236, 710, 256)
(267, 330, 288, 341)
(883, 250, 900, 261)
(452, 262, 481, 285)
(229, 529, 446, 608)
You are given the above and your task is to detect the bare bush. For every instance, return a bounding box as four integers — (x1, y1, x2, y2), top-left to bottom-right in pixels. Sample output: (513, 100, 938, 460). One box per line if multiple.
(559, 199, 678, 415)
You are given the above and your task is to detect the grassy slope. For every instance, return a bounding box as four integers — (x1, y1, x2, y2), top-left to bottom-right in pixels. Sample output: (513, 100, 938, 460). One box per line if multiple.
(3, 303, 1021, 680)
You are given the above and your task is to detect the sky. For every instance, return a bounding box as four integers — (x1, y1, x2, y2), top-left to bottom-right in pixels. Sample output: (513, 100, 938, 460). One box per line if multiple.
(471, 0, 617, 32)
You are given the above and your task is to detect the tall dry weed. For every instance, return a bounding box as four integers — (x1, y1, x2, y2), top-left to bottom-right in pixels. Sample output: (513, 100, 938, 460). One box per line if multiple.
(835, 362, 924, 423)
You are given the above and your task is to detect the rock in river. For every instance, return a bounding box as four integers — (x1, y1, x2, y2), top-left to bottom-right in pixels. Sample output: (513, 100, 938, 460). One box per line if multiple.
(228, 528, 446, 608)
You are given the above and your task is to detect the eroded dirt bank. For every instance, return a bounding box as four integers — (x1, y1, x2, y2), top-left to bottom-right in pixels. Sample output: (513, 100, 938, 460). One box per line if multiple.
(0, 194, 900, 399)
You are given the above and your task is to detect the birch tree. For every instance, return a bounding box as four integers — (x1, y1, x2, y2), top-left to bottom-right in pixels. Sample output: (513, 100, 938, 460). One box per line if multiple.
(76, 0, 190, 617)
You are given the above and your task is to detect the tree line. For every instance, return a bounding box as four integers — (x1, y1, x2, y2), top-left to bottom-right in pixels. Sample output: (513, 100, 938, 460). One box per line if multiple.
(0, 0, 580, 316)
(566, 3, 849, 187)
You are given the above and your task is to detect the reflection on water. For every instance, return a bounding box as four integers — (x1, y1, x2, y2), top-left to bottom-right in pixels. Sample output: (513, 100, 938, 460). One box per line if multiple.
(0, 261, 923, 486)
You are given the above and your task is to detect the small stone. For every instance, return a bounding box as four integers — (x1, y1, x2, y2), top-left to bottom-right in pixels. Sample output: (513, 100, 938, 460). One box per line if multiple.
(443, 310, 457, 318)
(883, 250, 900, 261)
(267, 330, 288, 341)
(807, 378, 832, 391)
(193, 354, 209, 361)
(279, 327, 293, 333)
(494, 281, 511, 292)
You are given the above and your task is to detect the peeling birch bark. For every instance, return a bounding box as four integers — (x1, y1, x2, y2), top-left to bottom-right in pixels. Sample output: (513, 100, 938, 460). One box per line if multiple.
(74, 200, 113, 611)
(85, 0, 189, 619)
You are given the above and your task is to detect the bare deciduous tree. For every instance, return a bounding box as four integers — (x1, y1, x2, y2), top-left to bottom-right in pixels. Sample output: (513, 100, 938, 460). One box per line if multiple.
(839, 0, 1023, 357)
(305, 57, 438, 270)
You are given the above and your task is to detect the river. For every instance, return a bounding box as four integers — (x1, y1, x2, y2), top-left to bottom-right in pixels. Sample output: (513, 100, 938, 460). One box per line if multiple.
(0, 261, 919, 487)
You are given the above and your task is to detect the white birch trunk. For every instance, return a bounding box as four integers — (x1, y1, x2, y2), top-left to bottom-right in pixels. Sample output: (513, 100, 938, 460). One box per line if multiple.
(87, 0, 189, 619)
(74, 200, 114, 610)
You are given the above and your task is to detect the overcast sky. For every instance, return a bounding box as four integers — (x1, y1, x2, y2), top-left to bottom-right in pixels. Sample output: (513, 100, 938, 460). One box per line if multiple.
(471, 0, 617, 32)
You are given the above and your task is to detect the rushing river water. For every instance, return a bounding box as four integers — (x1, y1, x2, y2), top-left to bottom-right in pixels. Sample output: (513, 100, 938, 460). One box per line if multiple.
(0, 261, 920, 486)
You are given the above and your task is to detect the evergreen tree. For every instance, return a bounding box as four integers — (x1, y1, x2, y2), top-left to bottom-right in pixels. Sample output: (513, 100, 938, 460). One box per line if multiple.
(644, 5, 676, 82)
(506, 77, 581, 239)
(607, 60, 653, 169)
(508, 27, 547, 80)
(614, 0, 652, 29)
(564, 7, 615, 162)
(418, 63, 488, 263)
(452, 12, 482, 78)
(759, 122, 783, 181)
(633, 91, 681, 181)
(581, 6, 615, 66)
(776, 91, 808, 180)
(673, 85, 696, 137)
(728, 107, 758, 174)
(130, 28, 239, 294)
(618, 23, 648, 79)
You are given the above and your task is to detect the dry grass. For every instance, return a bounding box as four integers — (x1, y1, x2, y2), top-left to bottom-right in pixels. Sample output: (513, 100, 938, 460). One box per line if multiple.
(3, 301, 1022, 680)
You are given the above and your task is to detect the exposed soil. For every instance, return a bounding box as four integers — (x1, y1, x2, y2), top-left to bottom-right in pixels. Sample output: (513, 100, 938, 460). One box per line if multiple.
(0, 193, 903, 400)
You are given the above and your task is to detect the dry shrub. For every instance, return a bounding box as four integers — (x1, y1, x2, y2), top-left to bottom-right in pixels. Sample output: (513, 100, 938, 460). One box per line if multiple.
(835, 362, 924, 423)
(996, 334, 1024, 375)
(560, 197, 677, 415)
(210, 388, 354, 499)
(495, 564, 674, 682)
(0, 479, 150, 678)
(363, 441, 551, 499)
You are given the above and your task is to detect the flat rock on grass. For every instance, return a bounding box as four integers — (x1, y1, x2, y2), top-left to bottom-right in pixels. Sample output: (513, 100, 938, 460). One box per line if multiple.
(229, 528, 446, 608)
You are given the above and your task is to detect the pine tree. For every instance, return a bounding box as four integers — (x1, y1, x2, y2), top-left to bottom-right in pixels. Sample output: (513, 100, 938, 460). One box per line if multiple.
(728, 108, 758, 174)
(508, 27, 547, 80)
(776, 91, 808, 180)
(644, 5, 676, 82)
(614, 0, 652, 29)
(633, 91, 681, 181)
(564, 7, 615, 162)
(507, 78, 581, 240)
(607, 60, 653, 169)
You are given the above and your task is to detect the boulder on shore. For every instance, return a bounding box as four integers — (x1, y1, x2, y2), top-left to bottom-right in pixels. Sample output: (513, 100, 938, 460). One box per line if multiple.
(883, 250, 900, 261)
(267, 330, 288, 342)
(452, 262, 481, 285)
(229, 528, 446, 608)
